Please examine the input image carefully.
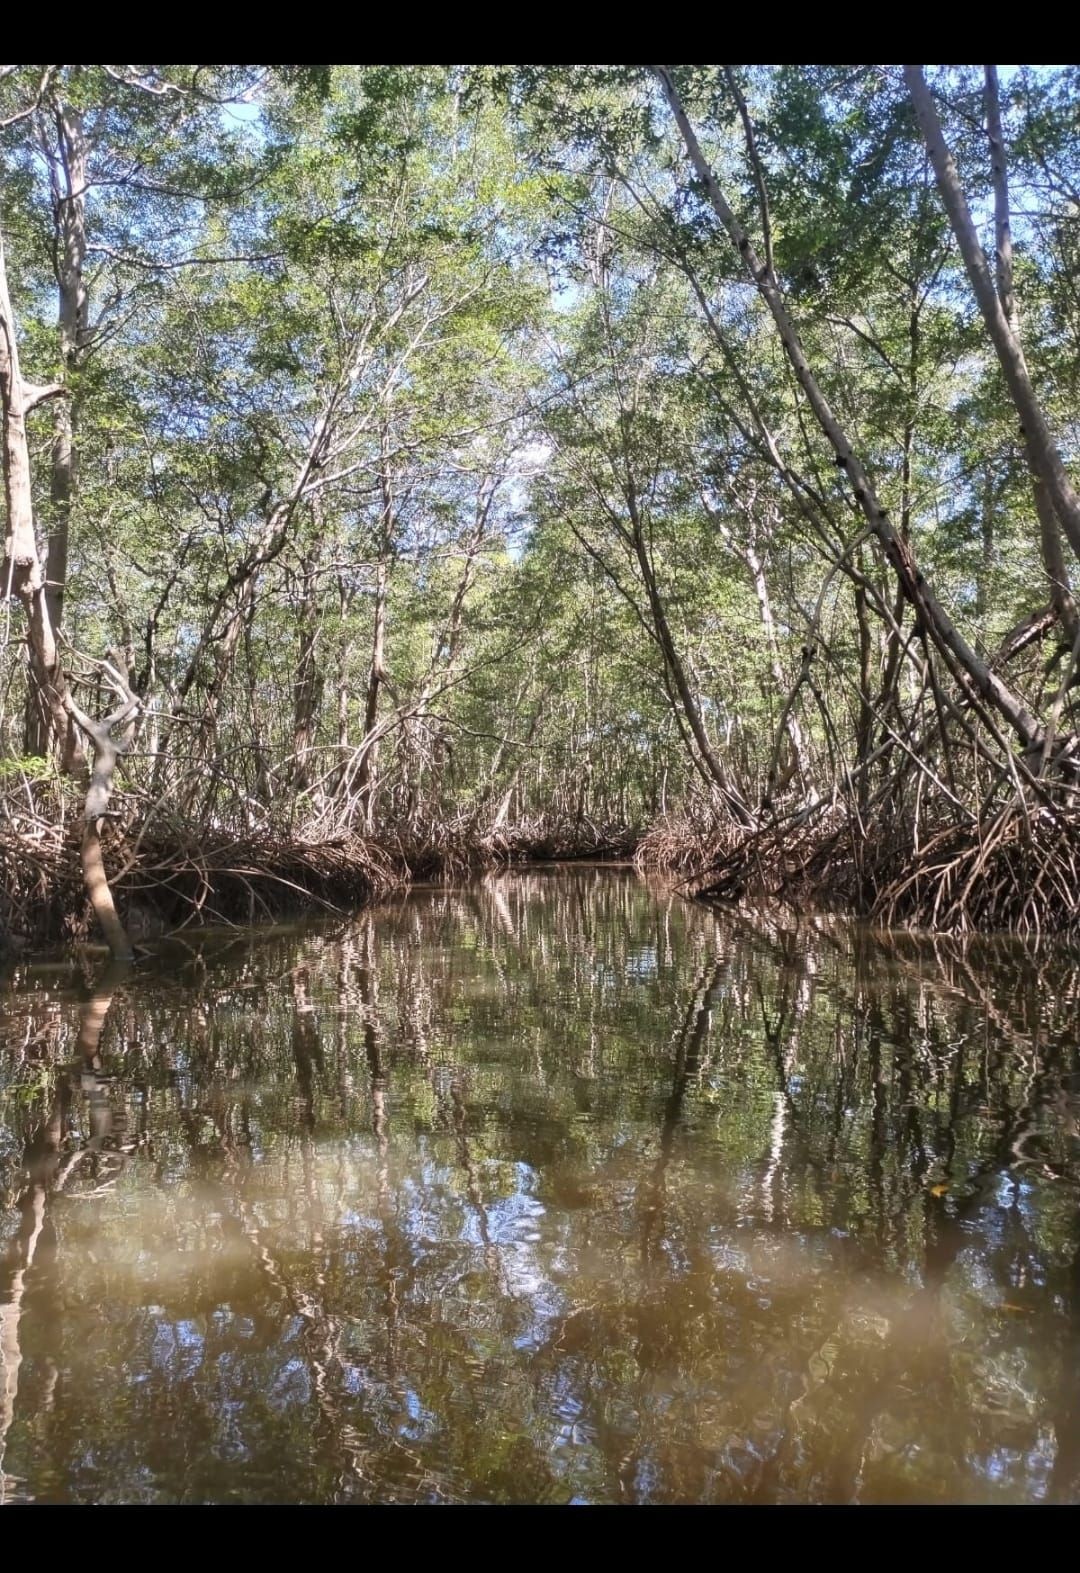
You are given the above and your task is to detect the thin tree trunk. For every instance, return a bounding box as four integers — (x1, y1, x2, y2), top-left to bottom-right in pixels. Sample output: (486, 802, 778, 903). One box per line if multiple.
(356, 520, 391, 829)
(984, 65, 1078, 645)
(291, 540, 325, 803)
(906, 65, 1080, 594)
(654, 66, 1044, 756)
(163, 270, 430, 781)
(627, 486, 754, 823)
(854, 578, 875, 815)
(745, 534, 812, 793)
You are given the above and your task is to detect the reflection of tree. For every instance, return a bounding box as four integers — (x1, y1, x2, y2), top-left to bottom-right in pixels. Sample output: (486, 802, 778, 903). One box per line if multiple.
(639, 960, 726, 1264)
(0, 959, 129, 1501)
(1049, 1236, 1080, 1502)
(1, 869, 1079, 1502)
(0, 1086, 64, 1501)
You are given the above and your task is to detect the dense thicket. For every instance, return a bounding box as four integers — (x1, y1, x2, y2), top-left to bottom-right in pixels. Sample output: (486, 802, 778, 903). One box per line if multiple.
(4, 64, 1080, 947)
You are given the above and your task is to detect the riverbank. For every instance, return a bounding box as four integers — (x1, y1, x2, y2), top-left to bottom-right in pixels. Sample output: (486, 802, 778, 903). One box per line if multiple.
(0, 815, 638, 953)
(7, 791, 1080, 955)
(636, 802, 1080, 938)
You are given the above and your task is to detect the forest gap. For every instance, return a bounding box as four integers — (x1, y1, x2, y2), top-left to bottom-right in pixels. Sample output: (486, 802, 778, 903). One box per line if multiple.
(2, 865, 1079, 1504)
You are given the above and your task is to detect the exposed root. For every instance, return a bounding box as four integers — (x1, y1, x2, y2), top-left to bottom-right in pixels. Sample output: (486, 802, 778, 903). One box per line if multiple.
(0, 820, 408, 950)
(635, 812, 742, 881)
(6, 770, 1078, 952)
(0, 797, 638, 954)
(480, 813, 636, 867)
(638, 802, 1080, 938)
(873, 805, 1080, 936)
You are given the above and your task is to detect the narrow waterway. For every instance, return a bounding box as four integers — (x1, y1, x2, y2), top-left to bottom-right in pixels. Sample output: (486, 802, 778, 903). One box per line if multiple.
(2, 865, 1079, 1503)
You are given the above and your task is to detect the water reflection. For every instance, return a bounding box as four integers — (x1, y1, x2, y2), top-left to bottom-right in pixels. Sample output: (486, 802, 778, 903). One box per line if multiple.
(1, 866, 1079, 1503)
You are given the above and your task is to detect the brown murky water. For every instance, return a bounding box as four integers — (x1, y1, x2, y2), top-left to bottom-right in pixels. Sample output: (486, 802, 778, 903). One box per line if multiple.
(2, 865, 1080, 1503)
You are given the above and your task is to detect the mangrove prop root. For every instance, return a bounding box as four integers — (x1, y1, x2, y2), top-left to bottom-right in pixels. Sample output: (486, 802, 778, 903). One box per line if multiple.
(0, 809, 636, 953)
(637, 804, 1080, 937)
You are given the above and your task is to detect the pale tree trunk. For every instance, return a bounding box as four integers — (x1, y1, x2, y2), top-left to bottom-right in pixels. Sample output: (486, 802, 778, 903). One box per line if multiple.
(26, 96, 90, 767)
(984, 65, 1017, 334)
(413, 483, 495, 817)
(1033, 476, 1078, 643)
(854, 577, 875, 814)
(160, 270, 430, 793)
(587, 239, 755, 826)
(65, 662, 140, 961)
(975, 465, 996, 622)
(653, 66, 1044, 756)
(470, 663, 541, 830)
(355, 556, 388, 829)
(875, 298, 920, 746)
(371, 472, 497, 829)
(571, 431, 755, 820)
(983, 65, 1079, 647)
(332, 570, 355, 798)
(0, 222, 71, 758)
(711, 490, 812, 797)
(627, 487, 754, 824)
(492, 704, 545, 830)
(2, 220, 133, 958)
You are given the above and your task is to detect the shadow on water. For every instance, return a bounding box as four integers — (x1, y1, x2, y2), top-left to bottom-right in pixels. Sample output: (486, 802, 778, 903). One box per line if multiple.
(2, 864, 1080, 1503)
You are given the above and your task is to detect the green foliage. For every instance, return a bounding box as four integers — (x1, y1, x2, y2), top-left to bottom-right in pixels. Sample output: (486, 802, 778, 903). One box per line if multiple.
(0, 754, 56, 782)
(2, 63, 1078, 844)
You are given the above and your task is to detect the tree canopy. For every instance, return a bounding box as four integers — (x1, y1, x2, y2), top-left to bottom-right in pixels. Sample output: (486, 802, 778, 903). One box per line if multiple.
(4, 64, 1080, 946)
